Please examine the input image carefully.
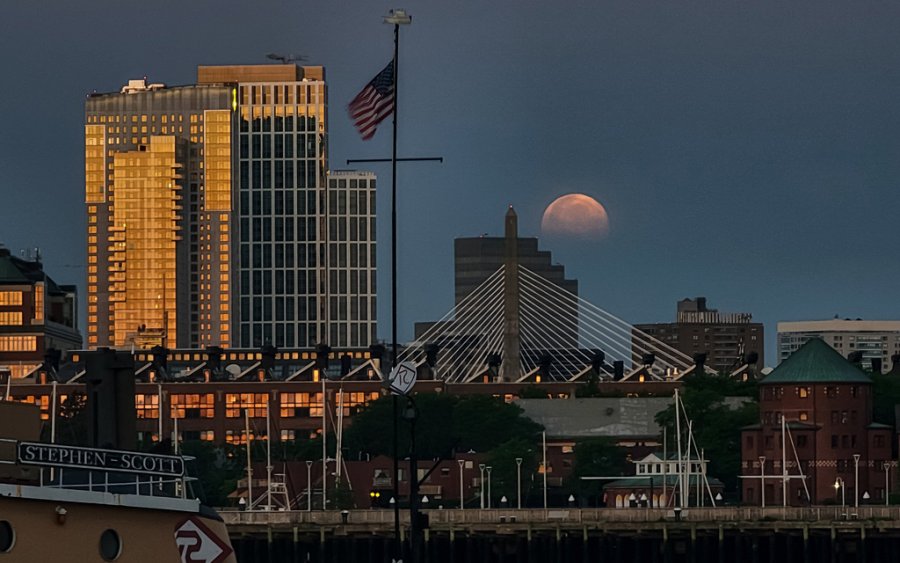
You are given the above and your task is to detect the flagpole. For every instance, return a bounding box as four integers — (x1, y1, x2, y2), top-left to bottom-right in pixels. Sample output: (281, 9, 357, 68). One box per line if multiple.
(384, 9, 411, 562)
(390, 19, 402, 563)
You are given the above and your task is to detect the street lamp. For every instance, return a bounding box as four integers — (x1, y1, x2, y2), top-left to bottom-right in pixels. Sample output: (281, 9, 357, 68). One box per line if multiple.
(834, 477, 845, 508)
(305, 460, 313, 512)
(759, 456, 766, 508)
(479, 464, 486, 509)
(486, 466, 493, 509)
(884, 461, 891, 507)
(515, 457, 523, 509)
(853, 454, 861, 508)
(458, 459, 466, 510)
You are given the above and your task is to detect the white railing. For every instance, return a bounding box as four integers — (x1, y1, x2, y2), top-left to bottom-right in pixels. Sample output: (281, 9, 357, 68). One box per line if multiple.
(0, 437, 198, 501)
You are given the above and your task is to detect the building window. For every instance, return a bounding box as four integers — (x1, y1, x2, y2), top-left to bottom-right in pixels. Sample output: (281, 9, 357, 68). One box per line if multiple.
(799, 411, 809, 421)
(797, 435, 807, 448)
(0, 312, 23, 326)
(135, 394, 159, 419)
(225, 430, 256, 445)
(0, 336, 36, 352)
(170, 394, 215, 419)
(225, 393, 268, 418)
(0, 292, 23, 306)
(279, 392, 322, 418)
(825, 386, 838, 398)
(875, 435, 885, 448)
(798, 387, 810, 398)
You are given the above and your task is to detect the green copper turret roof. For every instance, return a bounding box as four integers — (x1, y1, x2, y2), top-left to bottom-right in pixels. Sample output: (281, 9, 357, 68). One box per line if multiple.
(761, 338, 871, 385)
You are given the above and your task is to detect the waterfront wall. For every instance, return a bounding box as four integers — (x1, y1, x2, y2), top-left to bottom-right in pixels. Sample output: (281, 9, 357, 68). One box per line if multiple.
(225, 507, 900, 563)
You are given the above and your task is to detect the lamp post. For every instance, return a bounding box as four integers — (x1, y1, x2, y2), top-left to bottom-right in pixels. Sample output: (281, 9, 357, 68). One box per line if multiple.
(884, 461, 891, 507)
(479, 464, 486, 509)
(306, 460, 313, 512)
(458, 459, 465, 510)
(759, 456, 766, 508)
(853, 454, 861, 508)
(834, 477, 845, 508)
(515, 457, 523, 509)
(486, 466, 493, 509)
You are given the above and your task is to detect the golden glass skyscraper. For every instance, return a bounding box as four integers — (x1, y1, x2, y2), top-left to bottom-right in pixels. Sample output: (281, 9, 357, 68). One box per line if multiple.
(84, 64, 377, 350)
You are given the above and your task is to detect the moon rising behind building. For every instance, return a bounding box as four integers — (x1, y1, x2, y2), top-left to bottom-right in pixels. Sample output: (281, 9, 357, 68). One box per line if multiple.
(541, 194, 610, 239)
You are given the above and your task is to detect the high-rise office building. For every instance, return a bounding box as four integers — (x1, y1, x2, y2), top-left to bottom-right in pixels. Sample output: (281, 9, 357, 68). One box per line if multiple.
(325, 171, 377, 348)
(85, 64, 375, 350)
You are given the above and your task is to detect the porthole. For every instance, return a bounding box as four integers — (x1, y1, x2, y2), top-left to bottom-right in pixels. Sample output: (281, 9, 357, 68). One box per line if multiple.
(0, 521, 14, 553)
(99, 529, 122, 561)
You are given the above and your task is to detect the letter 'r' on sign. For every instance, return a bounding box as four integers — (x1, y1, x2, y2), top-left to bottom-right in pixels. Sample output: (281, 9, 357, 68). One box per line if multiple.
(388, 361, 417, 396)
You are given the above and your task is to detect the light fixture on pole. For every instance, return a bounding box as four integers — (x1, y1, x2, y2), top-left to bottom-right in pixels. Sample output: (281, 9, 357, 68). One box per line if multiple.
(759, 456, 766, 508)
(458, 459, 465, 510)
(305, 460, 313, 512)
(479, 464, 486, 509)
(486, 466, 493, 509)
(515, 457, 523, 509)
(834, 477, 845, 507)
(853, 454, 861, 508)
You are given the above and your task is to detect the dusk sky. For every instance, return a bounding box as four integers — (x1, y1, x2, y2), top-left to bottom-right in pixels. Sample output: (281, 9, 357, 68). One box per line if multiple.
(3, 1, 900, 365)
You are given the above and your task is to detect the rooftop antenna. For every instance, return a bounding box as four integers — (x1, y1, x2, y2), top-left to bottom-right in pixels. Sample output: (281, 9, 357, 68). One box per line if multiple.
(266, 53, 307, 64)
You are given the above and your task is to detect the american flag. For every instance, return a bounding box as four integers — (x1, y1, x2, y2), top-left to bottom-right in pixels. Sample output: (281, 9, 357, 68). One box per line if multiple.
(348, 61, 395, 140)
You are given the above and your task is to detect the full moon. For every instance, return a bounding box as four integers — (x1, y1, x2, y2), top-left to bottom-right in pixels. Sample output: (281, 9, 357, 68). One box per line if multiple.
(541, 194, 610, 238)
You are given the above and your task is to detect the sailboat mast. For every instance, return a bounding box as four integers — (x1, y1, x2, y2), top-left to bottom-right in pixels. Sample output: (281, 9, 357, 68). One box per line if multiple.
(674, 388, 684, 508)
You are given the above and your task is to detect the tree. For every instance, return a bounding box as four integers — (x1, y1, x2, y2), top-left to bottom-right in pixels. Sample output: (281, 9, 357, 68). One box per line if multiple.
(343, 393, 543, 460)
(870, 371, 900, 426)
(566, 437, 630, 504)
(180, 440, 242, 507)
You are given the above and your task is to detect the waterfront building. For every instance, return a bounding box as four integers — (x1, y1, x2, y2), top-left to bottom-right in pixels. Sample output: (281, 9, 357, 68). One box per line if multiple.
(85, 65, 375, 351)
(778, 319, 900, 373)
(603, 453, 724, 508)
(635, 297, 764, 374)
(0, 247, 81, 379)
(741, 338, 893, 506)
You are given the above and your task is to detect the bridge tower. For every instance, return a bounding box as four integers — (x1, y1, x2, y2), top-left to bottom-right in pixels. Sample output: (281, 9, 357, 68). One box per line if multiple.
(501, 206, 521, 381)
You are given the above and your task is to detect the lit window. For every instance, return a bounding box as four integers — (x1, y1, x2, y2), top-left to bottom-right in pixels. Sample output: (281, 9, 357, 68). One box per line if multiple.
(0, 292, 23, 306)
(135, 394, 159, 419)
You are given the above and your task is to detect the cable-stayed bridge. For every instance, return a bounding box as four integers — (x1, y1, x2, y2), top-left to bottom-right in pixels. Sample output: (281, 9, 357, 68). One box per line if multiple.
(400, 264, 710, 384)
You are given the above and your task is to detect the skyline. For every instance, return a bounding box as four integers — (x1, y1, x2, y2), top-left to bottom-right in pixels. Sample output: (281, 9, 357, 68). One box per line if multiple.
(3, 2, 900, 364)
